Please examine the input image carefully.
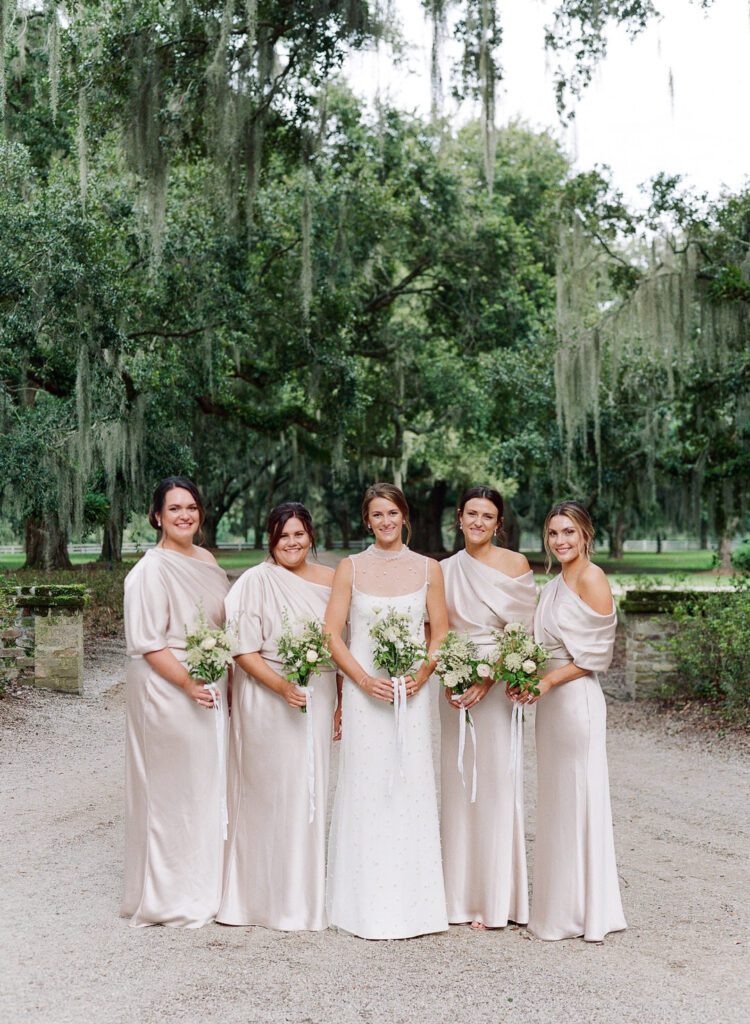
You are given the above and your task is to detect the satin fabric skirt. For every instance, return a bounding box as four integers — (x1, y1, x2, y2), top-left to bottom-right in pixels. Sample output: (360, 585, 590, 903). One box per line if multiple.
(439, 681, 528, 926)
(122, 653, 228, 928)
(217, 668, 336, 931)
(327, 677, 448, 940)
(529, 666, 627, 941)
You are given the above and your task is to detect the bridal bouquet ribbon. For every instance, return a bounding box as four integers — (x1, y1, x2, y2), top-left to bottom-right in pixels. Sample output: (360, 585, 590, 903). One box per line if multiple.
(435, 631, 491, 804)
(185, 611, 235, 840)
(277, 613, 335, 823)
(491, 623, 548, 786)
(369, 607, 427, 795)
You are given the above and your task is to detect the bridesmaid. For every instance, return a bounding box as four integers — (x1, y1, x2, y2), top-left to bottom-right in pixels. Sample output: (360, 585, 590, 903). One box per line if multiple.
(523, 500, 626, 941)
(325, 483, 449, 939)
(217, 502, 341, 931)
(122, 476, 230, 928)
(440, 486, 536, 930)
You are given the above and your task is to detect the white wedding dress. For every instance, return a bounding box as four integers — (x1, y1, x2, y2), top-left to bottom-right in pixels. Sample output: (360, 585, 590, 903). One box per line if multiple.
(326, 546, 448, 939)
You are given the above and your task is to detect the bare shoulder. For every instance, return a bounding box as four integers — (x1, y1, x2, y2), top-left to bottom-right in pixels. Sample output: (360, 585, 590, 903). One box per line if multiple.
(426, 555, 444, 583)
(577, 563, 613, 615)
(491, 548, 531, 578)
(333, 556, 354, 583)
(308, 563, 335, 586)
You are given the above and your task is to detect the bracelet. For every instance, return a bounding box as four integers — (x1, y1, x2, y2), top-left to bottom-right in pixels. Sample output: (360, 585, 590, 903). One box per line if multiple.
(358, 673, 369, 690)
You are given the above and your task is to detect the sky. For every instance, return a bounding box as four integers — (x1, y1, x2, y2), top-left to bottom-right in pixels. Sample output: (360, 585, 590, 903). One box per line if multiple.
(344, 0, 750, 208)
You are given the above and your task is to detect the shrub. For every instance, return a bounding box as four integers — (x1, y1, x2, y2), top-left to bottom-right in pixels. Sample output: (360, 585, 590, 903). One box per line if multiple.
(731, 540, 750, 575)
(665, 586, 750, 723)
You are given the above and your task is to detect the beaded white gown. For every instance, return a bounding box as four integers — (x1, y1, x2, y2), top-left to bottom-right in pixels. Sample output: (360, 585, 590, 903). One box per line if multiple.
(326, 546, 448, 940)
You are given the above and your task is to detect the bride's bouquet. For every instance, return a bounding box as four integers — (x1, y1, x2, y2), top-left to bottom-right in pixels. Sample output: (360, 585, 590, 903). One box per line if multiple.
(435, 630, 493, 719)
(277, 612, 335, 713)
(492, 622, 547, 698)
(369, 607, 427, 679)
(185, 611, 234, 687)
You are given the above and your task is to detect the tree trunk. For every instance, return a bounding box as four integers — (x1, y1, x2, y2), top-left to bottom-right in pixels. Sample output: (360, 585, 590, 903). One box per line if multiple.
(201, 509, 220, 550)
(409, 481, 447, 554)
(608, 515, 626, 560)
(253, 503, 264, 550)
(700, 517, 709, 550)
(503, 503, 521, 552)
(99, 515, 123, 563)
(24, 516, 73, 570)
(656, 532, 662, 554)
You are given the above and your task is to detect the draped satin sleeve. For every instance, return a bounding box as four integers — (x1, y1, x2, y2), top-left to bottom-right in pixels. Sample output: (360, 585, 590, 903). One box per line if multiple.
(557, 596, 616, 673)
(124, 555, 169, 656)
(225, 567, 266, 658)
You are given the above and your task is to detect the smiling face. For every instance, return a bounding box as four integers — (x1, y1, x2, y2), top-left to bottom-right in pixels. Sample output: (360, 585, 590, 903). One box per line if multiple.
(366, 497, 404, 548)
(272, 516, 312, 570)
(459, 497, 500, 547)
(158, 487, 202, 547)
(546, 514, 585, 565)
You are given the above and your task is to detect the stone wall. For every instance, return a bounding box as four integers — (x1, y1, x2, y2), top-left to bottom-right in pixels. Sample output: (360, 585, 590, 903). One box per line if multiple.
(620, 590, 688, 699)
(0, 586, 87, 695)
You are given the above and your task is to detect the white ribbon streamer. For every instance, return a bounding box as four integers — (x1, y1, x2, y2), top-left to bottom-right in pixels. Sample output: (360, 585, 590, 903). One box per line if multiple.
(204, 682, 228, 841)
(457, 705, 478, 803)
(508, 701, 524, 800)
(388, 675, 408, 795)
(304, 684, 316, 824)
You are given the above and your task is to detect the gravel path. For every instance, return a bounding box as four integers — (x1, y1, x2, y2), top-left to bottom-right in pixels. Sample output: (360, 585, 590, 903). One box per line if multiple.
(1, 642, 748, 1024)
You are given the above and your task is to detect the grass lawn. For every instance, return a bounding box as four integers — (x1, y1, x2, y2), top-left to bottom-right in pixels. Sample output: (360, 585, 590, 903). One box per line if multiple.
(522, 549, 719, 574)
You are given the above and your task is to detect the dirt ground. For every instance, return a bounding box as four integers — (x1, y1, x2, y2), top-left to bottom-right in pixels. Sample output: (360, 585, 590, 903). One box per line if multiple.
(1, 639, 748, 1024)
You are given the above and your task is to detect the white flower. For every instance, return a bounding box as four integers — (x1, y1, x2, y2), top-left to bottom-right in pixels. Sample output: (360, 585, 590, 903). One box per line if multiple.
(504, 652, 523, 672)
(522, 659, 537, 674)
(200, 636, 217, 651)
(504, 622, 523, 634)
(476, 663, 492, 678)
(521, 639, 536, 657)
(305, 649, 319, 663)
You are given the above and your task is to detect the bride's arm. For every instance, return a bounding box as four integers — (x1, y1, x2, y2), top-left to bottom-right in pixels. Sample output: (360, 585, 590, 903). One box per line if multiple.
(324, 558, 393, 703)
(409, 559, 448, 695)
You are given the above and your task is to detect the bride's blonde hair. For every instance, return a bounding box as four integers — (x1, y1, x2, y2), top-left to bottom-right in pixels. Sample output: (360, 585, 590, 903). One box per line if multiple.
(543, 500, 595, 572)
(361, 483, 412, 545)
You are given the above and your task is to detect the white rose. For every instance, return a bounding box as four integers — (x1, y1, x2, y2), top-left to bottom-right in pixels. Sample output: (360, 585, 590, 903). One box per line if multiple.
(522, 659, 536, 675)
(305, 649, 319, 663)
(504, 622, 523, 634)
(476, 663, 492, 679)
(504, 652, 523, 672)
(200, 637, 217, 651)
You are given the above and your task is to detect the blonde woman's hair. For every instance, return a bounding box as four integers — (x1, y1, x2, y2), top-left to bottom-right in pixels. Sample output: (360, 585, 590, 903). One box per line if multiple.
(361, 483, 412, 545)
(543, 500, 595, 572)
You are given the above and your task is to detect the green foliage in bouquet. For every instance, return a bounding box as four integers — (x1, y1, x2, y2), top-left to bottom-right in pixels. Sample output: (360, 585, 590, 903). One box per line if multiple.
(369, 607, 427, 679)
(277, 613, 335, 712)
(435, 630, 493, 696)
(492, 622, 548, 698)
(185, 610, 234, 684)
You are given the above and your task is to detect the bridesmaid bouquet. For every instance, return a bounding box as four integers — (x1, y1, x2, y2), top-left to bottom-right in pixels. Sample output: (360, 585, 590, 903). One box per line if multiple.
(185, 612, 234, 686)
(492, 622, 547, 698)
(434, 631, 493, 717)
(369, 607, 427, 679)
(277, 613, 335, 713)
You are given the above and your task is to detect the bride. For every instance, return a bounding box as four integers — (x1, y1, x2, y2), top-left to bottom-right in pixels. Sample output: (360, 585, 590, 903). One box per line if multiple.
(324, 483, 449, 939)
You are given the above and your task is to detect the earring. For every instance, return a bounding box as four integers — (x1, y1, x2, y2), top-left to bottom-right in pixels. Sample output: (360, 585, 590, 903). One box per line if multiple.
(156, 520, 162, 528)
(458, 522, 463, 532)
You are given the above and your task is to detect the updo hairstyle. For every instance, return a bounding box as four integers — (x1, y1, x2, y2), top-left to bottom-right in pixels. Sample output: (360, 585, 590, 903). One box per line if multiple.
(456, 485, 506, 545)
(266, 502, 317, 563)
(543, 499, 595, 571)
(361, 483, 412, 545)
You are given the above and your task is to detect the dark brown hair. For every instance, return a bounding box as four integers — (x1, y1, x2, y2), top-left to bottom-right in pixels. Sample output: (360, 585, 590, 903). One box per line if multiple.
(361, 483, 412, 545)
(148, 476, 206, 544)
(267, 502, 317, 562)
(456, 485, 506, 545)
(543, 499, 595, 571)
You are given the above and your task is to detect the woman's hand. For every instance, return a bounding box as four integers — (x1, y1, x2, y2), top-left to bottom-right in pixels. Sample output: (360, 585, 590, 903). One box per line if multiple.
(446, 681, 492, 710)
(182, 675, 217, 708)
(526, 676, 553, 704)
(281, 680, 308, 709)
(333, 703, 342, 741)
(360, 675, 396, 702)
